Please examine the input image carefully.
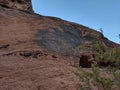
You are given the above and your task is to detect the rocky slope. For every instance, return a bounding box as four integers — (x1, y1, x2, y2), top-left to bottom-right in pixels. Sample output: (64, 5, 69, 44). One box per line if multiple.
(0, 0, 119, 90)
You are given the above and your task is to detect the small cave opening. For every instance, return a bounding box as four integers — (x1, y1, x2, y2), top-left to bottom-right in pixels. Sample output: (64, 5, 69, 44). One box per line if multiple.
(79, 55, 92, 68)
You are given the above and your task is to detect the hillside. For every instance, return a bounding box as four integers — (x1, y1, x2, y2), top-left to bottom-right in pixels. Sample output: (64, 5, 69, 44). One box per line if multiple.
(0, 0, 120, 90)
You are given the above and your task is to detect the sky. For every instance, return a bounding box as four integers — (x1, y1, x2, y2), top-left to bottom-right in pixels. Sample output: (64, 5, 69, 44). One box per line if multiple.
(31, 0, 120, 44)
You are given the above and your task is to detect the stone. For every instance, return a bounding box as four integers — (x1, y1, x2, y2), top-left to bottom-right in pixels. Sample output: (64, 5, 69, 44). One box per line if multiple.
(0, 0, 33, 11)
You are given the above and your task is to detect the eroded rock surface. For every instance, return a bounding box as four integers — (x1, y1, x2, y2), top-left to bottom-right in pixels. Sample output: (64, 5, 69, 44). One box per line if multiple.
(0, 0, 33, 11)
(0, 2, 119, 90)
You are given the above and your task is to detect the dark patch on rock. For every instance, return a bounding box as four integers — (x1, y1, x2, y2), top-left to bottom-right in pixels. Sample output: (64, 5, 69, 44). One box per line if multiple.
(52, 55, 57, 58)
(59, 24, 82, 39)
(98, 61, 120, 68)
(0, 44, 10, 50)
(36, 26, 84, 54)
(79, 55, 92, 68)
(83, 33, 96, 41)
(0, 76, 3, 79)
(0, 3, 9, 8)
(32, 51, 43, 58)
(19, 51, 33, 57)
(0, 50, 44, 58)
(19, 51, 43, 58)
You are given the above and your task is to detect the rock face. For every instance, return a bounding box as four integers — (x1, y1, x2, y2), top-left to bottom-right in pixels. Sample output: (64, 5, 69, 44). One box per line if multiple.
(0, 1, 119, 90)
(0, 0, 33, 11)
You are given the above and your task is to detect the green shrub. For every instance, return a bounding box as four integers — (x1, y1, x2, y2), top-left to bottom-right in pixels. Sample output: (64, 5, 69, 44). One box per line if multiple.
(74, 67, 115, 90)
(102, 47, 120, 68)
(92, 66, 113, 90)
(99, 77, 113, 90)
(108, 67, 120, 88)
(77, 43, 89, 51)
(91, 41, 120, 68)
(74, 67, 93, 90)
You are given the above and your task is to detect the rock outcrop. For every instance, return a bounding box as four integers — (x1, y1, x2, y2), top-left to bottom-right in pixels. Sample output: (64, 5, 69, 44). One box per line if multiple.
(0, 0, 33, 11)
(0, 1, 119, 90)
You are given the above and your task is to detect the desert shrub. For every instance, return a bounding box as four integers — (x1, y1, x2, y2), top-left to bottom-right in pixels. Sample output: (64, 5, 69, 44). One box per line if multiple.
(108, 67, 120, 88)
(92, 41, 107, 64)
(91, 41, 120, 68)
(77, 41, 120, 68)
(75, 41, 120, 90)
(84, 32, 96, 41)
(74, 66, 115, 90)
(74, 67, 93, 90)
(77, 43, 89, 51)
(91, 66, 100, 81)
(99, 77, 113, 90)
(91, 66, 113, 90)
(114, 73, 120, 88)
(102, 47, 120, 68)
(92, 41, 106, 54)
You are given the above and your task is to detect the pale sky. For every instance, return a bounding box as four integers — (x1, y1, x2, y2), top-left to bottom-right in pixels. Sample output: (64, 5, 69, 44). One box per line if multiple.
(32, 0, 120, 43)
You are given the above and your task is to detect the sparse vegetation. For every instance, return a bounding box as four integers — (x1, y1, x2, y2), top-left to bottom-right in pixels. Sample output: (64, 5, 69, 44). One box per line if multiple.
(74, 67, 93, 90)
(92, 41, 120, 68)
(78, 40, 120, 68)
(76, 39, 120, 90)
(74, 66, 120, 90)
(102, 47, 120, 68)
(77, 40, 120, 68)
(77, 43, 89, 51)
(92, 41, 106, 65)
(108, 67, 120, 88)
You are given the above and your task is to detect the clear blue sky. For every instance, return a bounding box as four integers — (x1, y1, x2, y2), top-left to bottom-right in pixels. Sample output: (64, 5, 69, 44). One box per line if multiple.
(31, 0, 120, 44)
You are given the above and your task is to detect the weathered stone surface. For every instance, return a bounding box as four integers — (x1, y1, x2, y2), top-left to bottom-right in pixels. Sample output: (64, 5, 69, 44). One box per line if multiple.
(0, 0, 33, 11)
(36, 26, 83, 54)
(0, 3, 119, 90)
